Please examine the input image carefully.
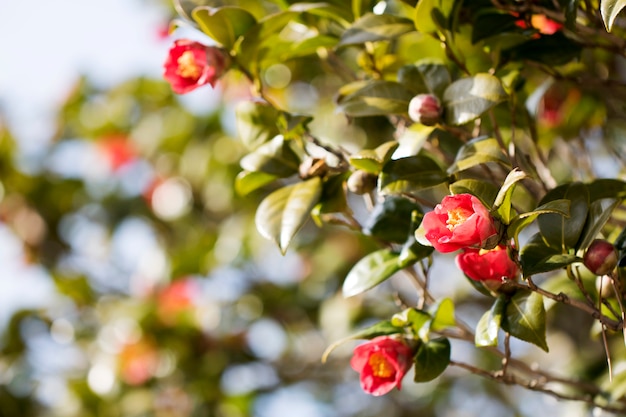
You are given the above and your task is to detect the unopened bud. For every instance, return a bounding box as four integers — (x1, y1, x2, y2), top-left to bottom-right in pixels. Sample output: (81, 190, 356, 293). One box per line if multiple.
(347, 170, 377, 195)
(299, 157, 328, 179)
(583, 239, 618, 276)
(408, 94, 442, 126)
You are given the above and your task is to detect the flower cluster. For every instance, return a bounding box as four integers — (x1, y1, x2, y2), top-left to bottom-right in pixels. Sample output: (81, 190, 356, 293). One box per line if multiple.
(422, 194, 519, 284)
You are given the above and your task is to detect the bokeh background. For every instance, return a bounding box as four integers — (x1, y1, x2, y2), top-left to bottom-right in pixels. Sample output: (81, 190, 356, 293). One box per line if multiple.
(0, 1, 616, 416)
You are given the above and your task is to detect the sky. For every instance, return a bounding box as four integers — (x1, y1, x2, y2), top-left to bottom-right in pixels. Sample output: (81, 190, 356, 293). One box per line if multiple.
(0, 0, 170, 151)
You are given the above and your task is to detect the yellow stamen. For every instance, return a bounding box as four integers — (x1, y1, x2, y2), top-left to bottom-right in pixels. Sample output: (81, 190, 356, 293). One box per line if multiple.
(446, 208, 471, 231)
(368, 352, 394, 378)
(176, 51, 202, 79)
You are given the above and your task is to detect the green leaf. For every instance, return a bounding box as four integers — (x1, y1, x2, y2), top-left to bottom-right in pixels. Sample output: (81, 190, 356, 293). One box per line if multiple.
(493, 168, 527, 224)
(504, 32, 581, 66)
(349, 141, 399, 174)
(255, 177, 323, 254)
(192, 6, 257, 49)
(519, 233, 580, 276)
(363, 196, 421, 243)
(443, 74, 508, 126)
(601, 0, 626, 31)
(339, 13, 415, 46)
(449, 179, 499, 208)
(235, 100, 281, 150)
(471, 9, 519, 44)
(399, 237, 434, 268)
(240, 135, 301, 177)
(577, 199, 620, 252)
(236, 10, 297, 76)
(336, 81, 414, 117)
(342, 249, 402, 297)
(311, 173, 349, 226)
(538, 182, 589, 250)
(321, 320, 401, 363)
(502, 290, 548, 352)
(507, 199, 571, 243)
(414, 338, 451, 382)
(587, 178, 626, 201)
(235, 171, 278, 196)
(475, 296, 506, 347)
(414, 0, 455, 33)
(448, 136, 511, 174)
(397, 61, 451, 97)
(379, 155, 448, 196)
(392, 308, 431, 335)
(429, 298, 455, 331)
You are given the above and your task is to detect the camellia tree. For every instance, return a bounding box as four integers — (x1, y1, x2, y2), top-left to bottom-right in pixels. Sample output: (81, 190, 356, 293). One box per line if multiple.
(160, 0, 626, 413)
(5, 0, 626, 416)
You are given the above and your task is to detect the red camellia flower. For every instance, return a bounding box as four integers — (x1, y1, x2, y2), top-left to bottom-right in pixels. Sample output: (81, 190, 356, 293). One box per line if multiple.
(422, 194, 498, 253)
(456, 245, 519, 282)
(163, 39, 228, 94)
(350, 336, 413, 396)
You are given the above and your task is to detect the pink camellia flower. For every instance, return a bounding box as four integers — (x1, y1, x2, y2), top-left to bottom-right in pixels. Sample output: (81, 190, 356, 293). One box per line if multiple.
(163, 39, 229, 94)
(456, 245, 519, 282)
(350, 336, 413, 396)
(422, 194, 498, 253)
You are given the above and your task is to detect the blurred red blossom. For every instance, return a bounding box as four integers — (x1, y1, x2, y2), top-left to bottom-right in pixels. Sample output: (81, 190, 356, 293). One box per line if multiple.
(163, 39, 229, 94)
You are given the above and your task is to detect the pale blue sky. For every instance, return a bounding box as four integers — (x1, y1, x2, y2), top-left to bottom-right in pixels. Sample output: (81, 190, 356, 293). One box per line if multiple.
(0, 0, 170, 150)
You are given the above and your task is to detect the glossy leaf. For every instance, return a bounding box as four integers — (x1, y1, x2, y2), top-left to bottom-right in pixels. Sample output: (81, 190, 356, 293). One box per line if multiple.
(235, 100, 281, 150)
(538, 183, 589, 250)
(429, 298, 456, 331)
(475, 296, 506, 347)
(448, 136, 510, 174)
(450, 179, 499, 207)
(502, 290, 548, 352)
(507, 199, 571, 243)
(493, 169, 527, 224)
(414, 0, 455, 33)
(379, 155, 448, 196)
(587, 178, 626, 201)
(443, 74, 508, 126)
(339, 13, 415, 46)
(471, 10, 519, 44)
(311, 173, 349, 226)
(577, 199, 620, 252)
(414, 338, 451, 382)
(392, 308, 431, 335)
(255, 177, 323, 254)
(399, 236, 434, 268)
(601, 0, 626, 31)
(397, 61, 451, 97)
(342, 249, 402, 297)
(520, 233, 580, 277)
(504, 32, 581, 66)
(349, 141, 399, 174)
(336, 80, 414, 117)
(240, 135, 300, 177)
(363, 196, 421, 243)
(235, 170, 278, 196)
(192, 6, 257, 49)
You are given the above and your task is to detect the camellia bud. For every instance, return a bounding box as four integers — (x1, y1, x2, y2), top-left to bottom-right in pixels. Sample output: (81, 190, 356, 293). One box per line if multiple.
(583, 239, 618, 276)
(408, 94, 442, 126)
(347, 170, 378, 195)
